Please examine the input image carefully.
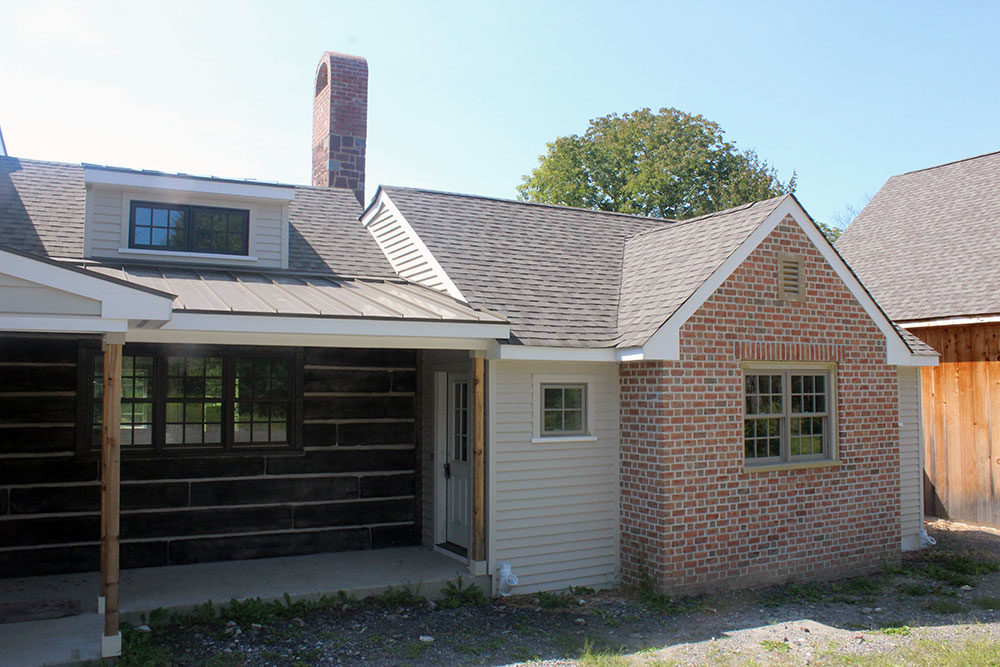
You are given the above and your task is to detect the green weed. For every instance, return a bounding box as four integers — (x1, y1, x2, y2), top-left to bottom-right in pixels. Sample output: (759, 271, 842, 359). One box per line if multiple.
(535, 590, 576, 608)
(972, 596, 1000, 610)
(926, 599, 968, 614)
(761, 639, 791, 652)
(439, 576, 488, 609)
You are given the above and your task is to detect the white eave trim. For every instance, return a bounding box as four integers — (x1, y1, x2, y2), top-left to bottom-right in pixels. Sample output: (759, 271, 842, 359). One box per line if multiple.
(126, 312, 509, 348)
(487, 343, 623, 362)
(901, 314, 1000, 328)
(0, 315, 128, 334)
(0, 248, 175, 322)
(361, 191, 467, 302)
(640, 196, 926, 367)
(83, 166, 296, 201)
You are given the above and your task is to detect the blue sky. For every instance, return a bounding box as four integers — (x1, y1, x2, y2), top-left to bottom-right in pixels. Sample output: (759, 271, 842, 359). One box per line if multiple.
(1, 1, 998, 226)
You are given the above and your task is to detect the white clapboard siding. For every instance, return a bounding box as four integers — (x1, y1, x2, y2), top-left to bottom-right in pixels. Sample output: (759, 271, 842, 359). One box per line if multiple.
(897, 366, 924, 551)
(362, 197, 465, 300)
(85, 186, 286, 268)
(489, 360, 619, 593)
(0, 273, 101, 316)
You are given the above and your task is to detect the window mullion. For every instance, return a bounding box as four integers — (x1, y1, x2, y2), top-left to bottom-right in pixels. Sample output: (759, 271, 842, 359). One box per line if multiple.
(153, 352, 166, 453)
(782, 371, 791, 462)
(223, 352, 235, 449)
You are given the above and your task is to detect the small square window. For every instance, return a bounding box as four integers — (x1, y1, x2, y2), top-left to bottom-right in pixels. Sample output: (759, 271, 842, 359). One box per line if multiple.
(540, 383, 587, 436)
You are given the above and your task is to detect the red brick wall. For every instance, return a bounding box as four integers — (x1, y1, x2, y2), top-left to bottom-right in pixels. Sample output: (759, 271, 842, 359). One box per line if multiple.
(620, 215, 901, 594)
(312, 52, 368, 204)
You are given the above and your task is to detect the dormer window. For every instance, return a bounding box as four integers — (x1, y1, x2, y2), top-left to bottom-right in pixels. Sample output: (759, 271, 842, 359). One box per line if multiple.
(130, 201, 249, 256)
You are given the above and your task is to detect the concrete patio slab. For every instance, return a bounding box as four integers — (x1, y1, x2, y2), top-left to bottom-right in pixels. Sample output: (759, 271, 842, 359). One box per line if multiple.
(0, 546, 484, 666)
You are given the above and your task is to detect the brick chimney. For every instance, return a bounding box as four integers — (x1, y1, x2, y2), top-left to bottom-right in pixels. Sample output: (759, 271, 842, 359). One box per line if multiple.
(312, 52, 368, 205)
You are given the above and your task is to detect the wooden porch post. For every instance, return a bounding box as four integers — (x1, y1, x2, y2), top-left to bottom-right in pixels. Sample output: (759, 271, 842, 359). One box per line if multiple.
(100, 338, 122, 657)
(471, 357, 485, 563)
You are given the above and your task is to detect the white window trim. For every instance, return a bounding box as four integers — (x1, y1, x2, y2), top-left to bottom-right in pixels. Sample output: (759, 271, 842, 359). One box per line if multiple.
(531, 373, 597, 443)
(741, 361, 839, 467)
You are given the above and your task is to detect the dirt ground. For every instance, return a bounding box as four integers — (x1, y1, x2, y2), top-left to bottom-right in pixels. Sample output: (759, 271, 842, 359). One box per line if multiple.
(125, 519, 1000, 666)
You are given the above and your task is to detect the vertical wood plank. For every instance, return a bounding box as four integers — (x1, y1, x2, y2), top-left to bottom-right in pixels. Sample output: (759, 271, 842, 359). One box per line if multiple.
(101, 343, 122, 638)
(471, 357, 485, 562)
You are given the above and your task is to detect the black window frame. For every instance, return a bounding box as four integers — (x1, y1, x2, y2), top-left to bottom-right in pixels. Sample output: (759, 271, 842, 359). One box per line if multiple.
(78, 343, 303, 459)
(128, 201, 250, 256)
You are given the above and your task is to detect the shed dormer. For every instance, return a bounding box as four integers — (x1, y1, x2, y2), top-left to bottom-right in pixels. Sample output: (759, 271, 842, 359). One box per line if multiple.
(82, 165, 296, 269)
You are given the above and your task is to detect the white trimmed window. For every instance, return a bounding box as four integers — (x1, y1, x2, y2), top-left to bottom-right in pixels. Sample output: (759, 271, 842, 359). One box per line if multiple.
(541, 383, 587, 436)
(743, 365, 836, 464)
(531, 374, 596, 442)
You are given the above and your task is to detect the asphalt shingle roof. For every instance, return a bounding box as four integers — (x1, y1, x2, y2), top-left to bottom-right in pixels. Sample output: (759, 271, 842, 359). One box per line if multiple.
(0, 157, 393, 278)
(382, 186, 666, 347)
(837, 151, 1000, 321)
(618, 196, 788, 347)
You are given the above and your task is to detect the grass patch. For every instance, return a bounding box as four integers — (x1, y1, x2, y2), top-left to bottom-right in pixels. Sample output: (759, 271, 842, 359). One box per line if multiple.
(364, 584, 424, 607)
(878, 624, 911, 636)
(535, 590, 576, 608)
(923, 550, 1000, 575)
(924, 564, 974, 588)
(626, 575, 703, 614)
(760, 639, 791, 653)
(840, 575, 884, 596)
(452, 635, 505, 655)
(823, 637, 1000, 666)
(972, 596, 1000, 610)
(898, 582, 931, 597)
(402, 642, 428, 660)
(439, 576, 488, 609)
(926, 599, 968, 614)
(119, 626, 174, 666)
(570, 585, 596, 596)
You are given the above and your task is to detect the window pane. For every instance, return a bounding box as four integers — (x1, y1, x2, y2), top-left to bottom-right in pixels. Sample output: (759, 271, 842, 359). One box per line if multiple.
(564, 410, 582, 431)
(544, 388, 562, 409)
(152, 209, 168, 227)
(135, 207, 151, 226)
(564, 388, 582, 409)
(543, 410, 562, 432)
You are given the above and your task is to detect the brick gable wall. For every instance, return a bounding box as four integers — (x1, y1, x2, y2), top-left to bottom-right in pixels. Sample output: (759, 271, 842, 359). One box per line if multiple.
(620, 215, 900, 594)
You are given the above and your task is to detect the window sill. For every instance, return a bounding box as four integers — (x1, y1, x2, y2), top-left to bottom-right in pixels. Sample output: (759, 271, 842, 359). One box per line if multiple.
(118, 248, 259, 262)
(745, 459, 841, 473)
(531, 435, 597, 444)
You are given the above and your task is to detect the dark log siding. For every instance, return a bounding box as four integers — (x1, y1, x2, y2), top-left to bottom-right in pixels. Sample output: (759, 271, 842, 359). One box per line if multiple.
(0, 337, 419, 577)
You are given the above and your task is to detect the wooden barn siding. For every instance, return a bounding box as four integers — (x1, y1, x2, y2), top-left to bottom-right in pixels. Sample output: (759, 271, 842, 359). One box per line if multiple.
(914, 323, 1000, 527)
(0, 337, 419, 577)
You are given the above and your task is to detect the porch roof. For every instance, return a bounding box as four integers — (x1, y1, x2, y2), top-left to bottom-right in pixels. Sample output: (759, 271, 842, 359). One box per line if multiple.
(84, 263, 506, 324)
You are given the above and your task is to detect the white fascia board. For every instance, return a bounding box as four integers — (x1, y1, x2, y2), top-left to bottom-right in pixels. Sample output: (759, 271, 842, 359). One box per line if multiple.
(153, 311, 508, 341)
(641, 197, 925, 366)
(616, 347, 645, 362)
(0, 315, 127, 333)
(84, 166, 296, 201)
(128, 328, 494, 350)
(362, 191, 468, 302)
(0, 249, 174, 321)
(901, 314, 1000, 328)
(487, 342, 619, 361)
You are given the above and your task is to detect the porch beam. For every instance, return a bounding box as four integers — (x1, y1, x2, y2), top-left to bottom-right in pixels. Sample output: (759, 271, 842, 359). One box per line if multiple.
(472, 357, 485, 562)
(100, 339, 122, 657)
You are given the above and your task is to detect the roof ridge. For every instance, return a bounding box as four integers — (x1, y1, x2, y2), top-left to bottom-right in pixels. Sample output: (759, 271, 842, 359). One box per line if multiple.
(898, 149, 1000, 177)
(625, 195, 788, 242)
(1, 155, 83, 169)
(383, 184, 677, 225)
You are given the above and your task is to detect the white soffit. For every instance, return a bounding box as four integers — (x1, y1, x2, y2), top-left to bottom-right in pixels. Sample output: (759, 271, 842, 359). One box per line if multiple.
(641, 196, 925, 366)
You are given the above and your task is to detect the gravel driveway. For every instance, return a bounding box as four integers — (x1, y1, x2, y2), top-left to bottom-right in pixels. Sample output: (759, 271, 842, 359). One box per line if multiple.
(128, 519, 1000, 666)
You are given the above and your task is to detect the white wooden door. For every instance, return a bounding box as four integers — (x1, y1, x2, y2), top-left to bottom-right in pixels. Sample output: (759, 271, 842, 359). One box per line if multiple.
(445, 375, 471, 549)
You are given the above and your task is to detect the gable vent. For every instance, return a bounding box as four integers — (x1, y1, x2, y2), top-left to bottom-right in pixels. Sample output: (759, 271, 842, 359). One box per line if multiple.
(778, 254, 804, 301)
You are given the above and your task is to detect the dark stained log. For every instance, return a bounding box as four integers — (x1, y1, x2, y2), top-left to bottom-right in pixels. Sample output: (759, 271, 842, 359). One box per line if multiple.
(303, 348, 416, 368)
(0, 397, 76, 424)
(360, 474, 416, 499)
(336, 421, 414, 446)
(303, 369, 391, 393)
(0, 425, 76, 455)
(303, 395, 414, 421)
(0, 365, 76, 392)
(293, 498, 414, 529)
(189, 476, 358, 506)
(122, 506, 293, 540)
(167, 527, 371, 564)
(265, 448, 414, 475)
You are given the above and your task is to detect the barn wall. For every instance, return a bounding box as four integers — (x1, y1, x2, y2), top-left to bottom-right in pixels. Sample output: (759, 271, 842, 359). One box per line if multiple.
(913, 323, 1000, 527)
(0, 337, 418, 577)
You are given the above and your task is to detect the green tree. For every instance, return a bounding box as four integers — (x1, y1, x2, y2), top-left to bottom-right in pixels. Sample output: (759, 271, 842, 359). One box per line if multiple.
(518, 107, 795, 220)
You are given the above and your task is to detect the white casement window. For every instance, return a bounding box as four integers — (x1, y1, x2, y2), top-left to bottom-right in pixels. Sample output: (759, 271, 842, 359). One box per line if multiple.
(531, 374, 596, 443)
(743, 364, 837, 464)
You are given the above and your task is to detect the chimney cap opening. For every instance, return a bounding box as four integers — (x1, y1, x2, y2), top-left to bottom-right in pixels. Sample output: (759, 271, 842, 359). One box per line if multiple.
(315, 62, 328, 97)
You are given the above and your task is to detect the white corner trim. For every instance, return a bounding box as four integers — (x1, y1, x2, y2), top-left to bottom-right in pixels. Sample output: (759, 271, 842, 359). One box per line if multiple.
(901, 314, 1000, 328)
(362, 192, 467, 302)
(487, 342, 619, 361)
(616, 346, 645, 362)
(0, 248, 174, 321)
(84, 166, 296, 201)
(641, 197, 924, 366)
